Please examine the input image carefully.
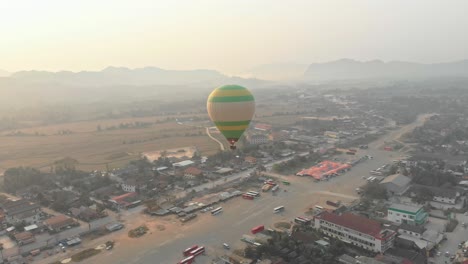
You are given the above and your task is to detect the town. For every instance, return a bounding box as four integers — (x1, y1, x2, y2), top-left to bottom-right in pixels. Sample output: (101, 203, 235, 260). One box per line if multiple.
(0, 87, 467, 264)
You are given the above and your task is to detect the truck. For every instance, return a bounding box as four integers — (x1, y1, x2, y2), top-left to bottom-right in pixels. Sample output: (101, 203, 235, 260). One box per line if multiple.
(282, 181, 291, 185)
(251, 225, 264, 234)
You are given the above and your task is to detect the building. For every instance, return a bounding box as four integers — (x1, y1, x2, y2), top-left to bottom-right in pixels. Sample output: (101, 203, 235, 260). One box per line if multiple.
(387, 203, 427, 226)
(379, 174, 411, 196)
(244, 156, 257, 164)
(408, 184, 460, 204)
(314, 212, 396, 252)
(109, 192, 141, 209)
(14, 231, 35, 245)
(172, 160, 195, 168)
(269, 131, 289, 141)
(183, 167, 203, 179)
(121, 179, 147, 193)
(254, 123, 272, 131)
(246, 134, 269, 145)
(398, 223, 425, 239)
(1, 199, 42, 225)
(324, 131, 339, 138)
(44, 214, 77, 232)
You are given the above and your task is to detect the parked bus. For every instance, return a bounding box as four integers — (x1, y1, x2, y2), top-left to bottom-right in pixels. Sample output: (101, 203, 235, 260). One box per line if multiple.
(242, 193, 254, 200)
(273, 206, 285, 213)
(183, 245, 198, 256)
(251, 225, 265, 234)
(294, 216, 311, 225)
(178, 256, 195, 264)
(211, 207, 223, 215)
(246, 191, 260, 197)
(189, 246, 205, 257)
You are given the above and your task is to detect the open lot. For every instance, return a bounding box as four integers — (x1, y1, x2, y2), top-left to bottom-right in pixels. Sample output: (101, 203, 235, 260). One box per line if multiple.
(0, 118, 219, 172)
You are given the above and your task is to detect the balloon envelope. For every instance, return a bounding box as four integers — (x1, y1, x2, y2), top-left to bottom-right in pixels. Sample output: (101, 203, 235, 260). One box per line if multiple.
(207, 85, 255, 149)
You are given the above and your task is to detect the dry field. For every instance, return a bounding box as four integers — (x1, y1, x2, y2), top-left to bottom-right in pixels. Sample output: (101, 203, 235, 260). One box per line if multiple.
(0, 118, 220, 173)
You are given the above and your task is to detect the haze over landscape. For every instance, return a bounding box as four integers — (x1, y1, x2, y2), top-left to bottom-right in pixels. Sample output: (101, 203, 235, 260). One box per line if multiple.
(1, 1, 468, 264)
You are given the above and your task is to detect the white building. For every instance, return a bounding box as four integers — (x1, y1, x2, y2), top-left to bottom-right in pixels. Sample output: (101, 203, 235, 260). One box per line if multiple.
(2, 199, 42, 225)
(387, 203, 427, 226)
(121, 179, 146, 193)
(314, 212, 396, 253)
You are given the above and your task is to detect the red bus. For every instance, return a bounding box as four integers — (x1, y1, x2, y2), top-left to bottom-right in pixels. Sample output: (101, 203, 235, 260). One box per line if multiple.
(242, 194, 254, 200)
(178, 255, 194, 264)
(251, 225, 264, 234)
(183, 245, 198, 256)
(189, 246, 205, 257)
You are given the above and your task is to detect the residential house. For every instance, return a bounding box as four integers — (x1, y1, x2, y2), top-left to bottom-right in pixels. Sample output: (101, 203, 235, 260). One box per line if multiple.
(121, 179, 147, 193)
(14, 231, 35, 245)
(269, 131, 289, 141)
(398, 223, 425, 239)
(183, 167, 203, 179)
(70, 206, 100, 222)
(1, 199, 42, 225)
(314, 212, 396, 252)
(379, 174, 411, 196)
(244, 156, 257, 165)
(44, 214, 77, 232)
(387, 203, 427, 226)
(408, 184, 460, 204)
(109, 192, 141, 209)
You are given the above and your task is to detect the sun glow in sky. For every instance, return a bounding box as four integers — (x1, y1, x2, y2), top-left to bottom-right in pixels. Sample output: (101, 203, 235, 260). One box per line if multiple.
(1, 0, 467, 73)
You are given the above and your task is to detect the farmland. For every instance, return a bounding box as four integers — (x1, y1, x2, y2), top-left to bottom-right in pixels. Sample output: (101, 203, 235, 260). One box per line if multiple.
(0, 116, 220, 173)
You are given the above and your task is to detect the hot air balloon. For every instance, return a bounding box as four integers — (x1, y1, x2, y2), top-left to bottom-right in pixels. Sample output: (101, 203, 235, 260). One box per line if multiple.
(207, 85, 255, 150)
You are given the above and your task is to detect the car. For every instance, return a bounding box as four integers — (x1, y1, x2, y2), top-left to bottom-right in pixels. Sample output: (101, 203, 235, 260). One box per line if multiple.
(450, 255, 456, 260)
(445, 251, 450, 257)
(223, 243, 230, 249)
(465, 211, 468, 216)
(436, 251, 441, 256)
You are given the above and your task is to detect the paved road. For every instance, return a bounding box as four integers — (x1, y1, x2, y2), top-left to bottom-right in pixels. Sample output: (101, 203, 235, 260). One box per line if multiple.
(431, 213, 468, 263)
(205, 127, 225, 151)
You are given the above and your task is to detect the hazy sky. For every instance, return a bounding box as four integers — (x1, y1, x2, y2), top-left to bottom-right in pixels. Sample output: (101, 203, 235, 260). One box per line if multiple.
(1, 0, 467, 74)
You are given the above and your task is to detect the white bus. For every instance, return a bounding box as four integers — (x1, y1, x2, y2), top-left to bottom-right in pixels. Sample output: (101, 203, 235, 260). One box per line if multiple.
(246, 191, 260, 197)
(211, 207, 223, 215)
(314, 205, 324, 212)
(273, 206, 285, 213)
(294, 216, 311, 225)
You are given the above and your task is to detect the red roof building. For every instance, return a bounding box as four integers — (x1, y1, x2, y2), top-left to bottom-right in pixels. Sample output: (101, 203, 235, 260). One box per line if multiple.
(296, 160, 351, 180)
(244, 156, 257, 164)
(109, 192, 141, 209)
(184, 167, 203, 178)
(314, 212, 396, 252)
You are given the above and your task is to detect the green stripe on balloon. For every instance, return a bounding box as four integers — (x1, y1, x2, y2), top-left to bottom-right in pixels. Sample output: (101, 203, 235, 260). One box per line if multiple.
(208, 95, 254, 103)
(214, 120, 251, 126)
(218, 85, 247, 90)
(220, 130, 246, 138)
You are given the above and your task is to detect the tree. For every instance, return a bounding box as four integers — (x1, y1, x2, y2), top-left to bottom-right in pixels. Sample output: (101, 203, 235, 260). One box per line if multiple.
(54, 157, 78, 173)
(362, 182, 387, 200)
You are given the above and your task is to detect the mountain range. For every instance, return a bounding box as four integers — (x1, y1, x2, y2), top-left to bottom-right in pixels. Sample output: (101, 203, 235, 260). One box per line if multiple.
(0, 67, 267, 107)
(303, 59, 468, 80)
